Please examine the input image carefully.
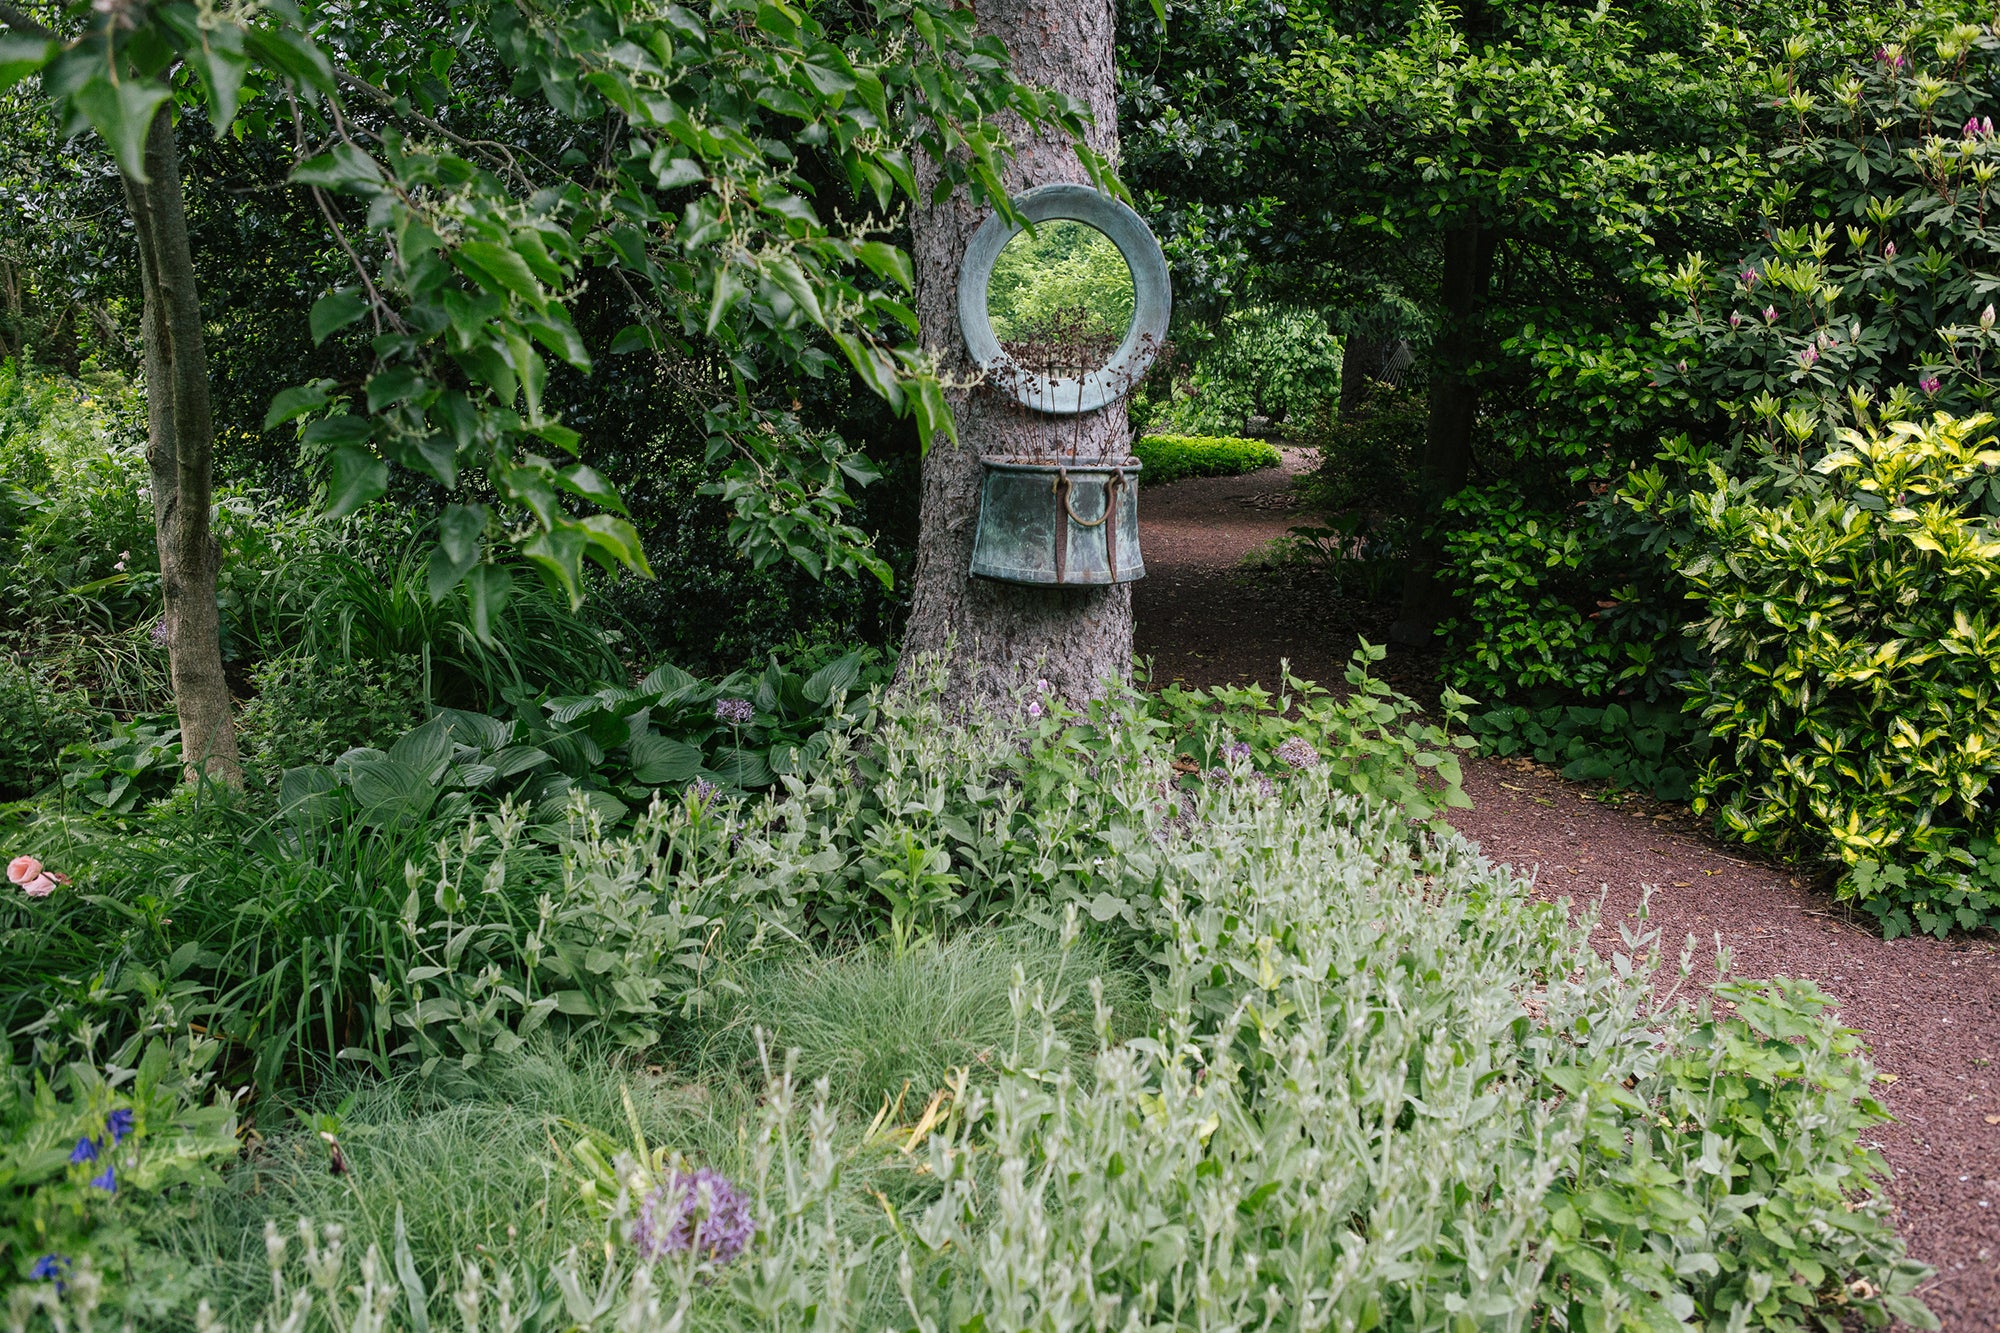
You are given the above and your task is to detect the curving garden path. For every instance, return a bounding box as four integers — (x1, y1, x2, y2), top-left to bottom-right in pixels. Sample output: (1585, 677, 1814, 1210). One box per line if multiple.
(1132, 452, 2000, 1331)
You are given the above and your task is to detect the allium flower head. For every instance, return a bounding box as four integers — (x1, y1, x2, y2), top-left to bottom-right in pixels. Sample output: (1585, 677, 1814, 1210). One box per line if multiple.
(106, 1109, 134, 1145)
(1275, 737, 1319, 770)
(1921, 375, 1942, 395)
(632, 1167, 753, 1266)
(713, 698, 754, 726)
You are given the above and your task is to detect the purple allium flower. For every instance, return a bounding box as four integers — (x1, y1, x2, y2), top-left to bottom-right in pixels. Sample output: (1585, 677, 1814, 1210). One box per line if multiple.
(1222, 740, 1252, 763)
(149, 622, 168, 647)
(30, 1255, 68, 1291)
(90, 1164, 115, 1193)
(1763, 305, 1778, 323)
(1921, 375, 1942, 395)
(105, 1109, 133, 1145)
(632, 1167, 753, 1266)
(713, 698, 753, 726)
(69, 1137, 98, 1165)
(1274, 737, 1319, 770)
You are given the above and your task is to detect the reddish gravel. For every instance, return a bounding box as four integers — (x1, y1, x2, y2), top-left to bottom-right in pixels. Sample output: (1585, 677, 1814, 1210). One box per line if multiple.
(1133, 455, 2000, 1331)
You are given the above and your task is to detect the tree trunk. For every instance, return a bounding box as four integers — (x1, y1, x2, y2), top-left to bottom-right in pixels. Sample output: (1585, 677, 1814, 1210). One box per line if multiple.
(899, 0, 1132, 713)
(1390, 222, 1494, 646)
(121, 107, 241, 785)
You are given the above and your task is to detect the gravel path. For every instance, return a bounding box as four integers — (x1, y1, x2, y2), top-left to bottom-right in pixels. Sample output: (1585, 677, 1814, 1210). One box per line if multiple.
(1133, 455, 2000, 1331)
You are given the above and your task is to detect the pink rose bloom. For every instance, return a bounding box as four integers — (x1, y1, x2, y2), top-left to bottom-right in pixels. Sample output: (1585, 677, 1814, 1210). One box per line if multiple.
(6, 856, 42, 885)
(22, 875, 55, 898)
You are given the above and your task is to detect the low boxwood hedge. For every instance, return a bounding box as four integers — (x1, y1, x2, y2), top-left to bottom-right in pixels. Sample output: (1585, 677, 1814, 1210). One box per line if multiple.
(1133, 433, 1281, 484)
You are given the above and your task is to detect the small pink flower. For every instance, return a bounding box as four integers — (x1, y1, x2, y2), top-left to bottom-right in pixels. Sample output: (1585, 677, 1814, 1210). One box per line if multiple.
(1965, 116, 1981, 139)
(1763, 305, 1778, 322)
(1921, 375, 1942, 395)
(1884, 241, 1897, 259)
(1027, 701, 1043, 719)
(22, 876, 55, 898)
(7, 856, 42, 886)
(1729, 311, 1743, 328)
(1798, 344, 1819, 368)
(1741, 268, 1759, 287)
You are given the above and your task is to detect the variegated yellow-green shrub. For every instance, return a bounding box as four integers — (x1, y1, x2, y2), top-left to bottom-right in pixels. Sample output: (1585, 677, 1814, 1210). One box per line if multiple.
(1682, 411, 2000, 937)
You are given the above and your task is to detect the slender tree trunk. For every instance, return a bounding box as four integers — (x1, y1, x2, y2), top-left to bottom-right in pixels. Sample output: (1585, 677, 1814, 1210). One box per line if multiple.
(1390, 222, 1494, 646)
(899, 0, 1132, 712)
(121, 107, 241, 785)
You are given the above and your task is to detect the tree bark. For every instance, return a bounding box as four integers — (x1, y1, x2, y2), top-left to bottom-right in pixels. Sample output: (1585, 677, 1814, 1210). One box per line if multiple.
(899, 0, 1133, 712)
(1390, 222, 1494, 646)
(122, 107, 241, 785)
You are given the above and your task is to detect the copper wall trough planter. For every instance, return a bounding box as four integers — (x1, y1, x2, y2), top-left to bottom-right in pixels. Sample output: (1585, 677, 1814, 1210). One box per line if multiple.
(969, 456, 1144, 586)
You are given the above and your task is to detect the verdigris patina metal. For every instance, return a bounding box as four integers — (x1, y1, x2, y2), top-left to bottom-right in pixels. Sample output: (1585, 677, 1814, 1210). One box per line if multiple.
(957, 183, 1171, 415)
(959, 184, 1168, 587)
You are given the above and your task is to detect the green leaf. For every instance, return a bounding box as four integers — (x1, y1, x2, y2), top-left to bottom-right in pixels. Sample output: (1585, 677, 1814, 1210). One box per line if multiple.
(290, 143, 384, 192)
(464, 565, 513, 645)
(0, 35, 56, 92)
(310, 290, 369, 345)
(325, 444, 389, 519)
(629, 734, 703, 784)
(456, 240, 546, 308)
(263, 380, 334, 430)
(71, 76, 173, 184)
(427, 503, 488, 601)
(852, 240, 913, 292)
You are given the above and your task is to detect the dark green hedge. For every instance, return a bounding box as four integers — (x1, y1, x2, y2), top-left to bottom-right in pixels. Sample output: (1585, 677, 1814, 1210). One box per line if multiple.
(1133, 434, 1281, 485)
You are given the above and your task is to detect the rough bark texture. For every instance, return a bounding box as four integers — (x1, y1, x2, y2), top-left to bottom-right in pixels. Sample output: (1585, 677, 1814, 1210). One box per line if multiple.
(1390, 222, 1494, 646)
(123, 108, 241, 785)
(899, 0, 1134, 712)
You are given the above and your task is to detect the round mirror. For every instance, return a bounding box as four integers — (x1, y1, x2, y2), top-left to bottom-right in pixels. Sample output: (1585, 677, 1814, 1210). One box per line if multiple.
(986, 220, 1136, 376)
(957, 183, 1171, 416)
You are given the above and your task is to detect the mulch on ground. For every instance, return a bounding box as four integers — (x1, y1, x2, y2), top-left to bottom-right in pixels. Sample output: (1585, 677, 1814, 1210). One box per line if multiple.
(1132, 454, 2000, 1331)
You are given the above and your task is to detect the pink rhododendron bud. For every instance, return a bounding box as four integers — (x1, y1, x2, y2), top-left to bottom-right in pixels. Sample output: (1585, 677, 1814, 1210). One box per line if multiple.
(1985, 304, 1997, 330)
(1763, 305, 1778, 322)
(1729, 311, 1743, 328)
(1884, 242, 1896, 259)
(6, 856, 42, 885)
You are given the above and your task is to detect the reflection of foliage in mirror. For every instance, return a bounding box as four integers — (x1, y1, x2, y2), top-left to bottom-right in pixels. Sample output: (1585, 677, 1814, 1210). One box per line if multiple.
(987, 221, 1136, 373)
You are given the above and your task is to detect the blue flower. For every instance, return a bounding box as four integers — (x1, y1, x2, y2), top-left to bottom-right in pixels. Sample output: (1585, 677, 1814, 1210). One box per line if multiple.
(105, 1109, 134, 1144)
(90, 1164, 116, 1193)
(69, 1136, 98, 1165)
(30, 1254, 69, 1282)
